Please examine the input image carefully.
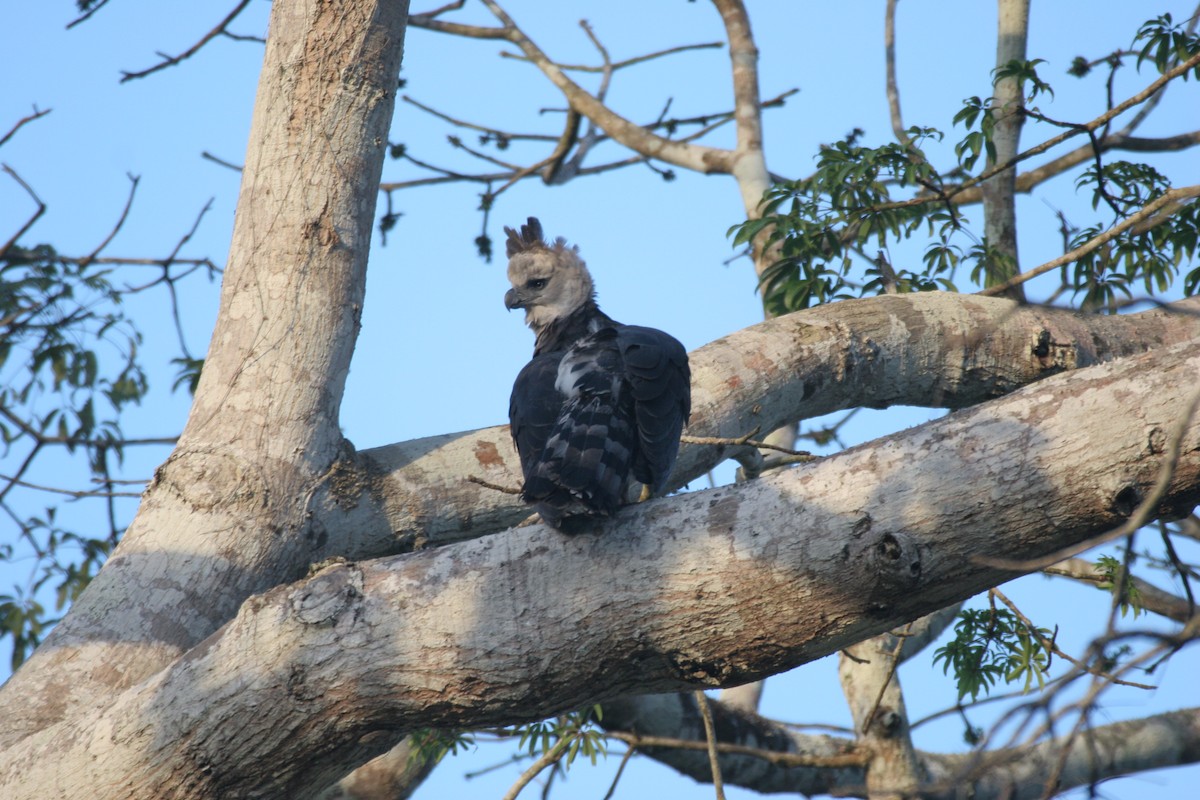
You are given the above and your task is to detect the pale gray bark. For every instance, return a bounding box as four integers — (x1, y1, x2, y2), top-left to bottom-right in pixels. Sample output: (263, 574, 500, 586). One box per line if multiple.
(840, 636, 921, 799)
(3, 336, 1198, 799)
(0, 0, 411, 753)
(980, 0, 1030, 298)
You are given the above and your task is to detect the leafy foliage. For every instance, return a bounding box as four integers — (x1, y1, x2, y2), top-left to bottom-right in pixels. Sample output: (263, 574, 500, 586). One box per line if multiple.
(0, 245, 152, 667)
(410, 705, 607, 775)
(933, 607, 1054, 703)
(1135, 13, 1200, 76)
(731, 14, 1200, 315)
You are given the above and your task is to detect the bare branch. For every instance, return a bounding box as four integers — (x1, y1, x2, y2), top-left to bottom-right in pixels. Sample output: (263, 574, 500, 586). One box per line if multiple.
(0, 164, 46, 257)
(401, 95, 555, 140)
(499, 40, 724, 73)
(0, 107, 52, 148)
(0, 473, 144, 499)
(66, 0, 112, 29)
(120, 0, 254, 83)
(200, 150, 244, 172)
(407, 0, 506, 39)
(78, 173, 140, 269)
(477, 0, 733, 174)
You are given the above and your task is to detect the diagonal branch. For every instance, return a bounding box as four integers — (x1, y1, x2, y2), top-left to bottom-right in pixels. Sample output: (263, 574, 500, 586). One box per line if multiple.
(119, 0, 255, 83)
(978, 184, 1200, 296)
(477, 0, 734, 174)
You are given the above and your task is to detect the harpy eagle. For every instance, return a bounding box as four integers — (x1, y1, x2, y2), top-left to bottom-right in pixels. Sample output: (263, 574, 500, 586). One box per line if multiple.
(504, 217, 691, 530)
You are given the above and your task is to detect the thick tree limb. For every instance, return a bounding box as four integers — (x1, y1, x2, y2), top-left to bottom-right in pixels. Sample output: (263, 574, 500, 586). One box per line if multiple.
(356, 292, 1200, 554)
(4, 337, 1199, 798)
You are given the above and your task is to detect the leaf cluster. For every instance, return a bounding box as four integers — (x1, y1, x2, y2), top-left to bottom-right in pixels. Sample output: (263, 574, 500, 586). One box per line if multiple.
(731, 18, 1200, 314)
(1093, 555, 1145, 618)
(731, 127, 964, 316)
(933, 608, 1054, 703)
(1, 245, 148, 666)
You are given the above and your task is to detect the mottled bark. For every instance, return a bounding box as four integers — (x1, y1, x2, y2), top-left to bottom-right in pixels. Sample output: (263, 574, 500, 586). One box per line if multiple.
(4, 337, 1198, 798)
(0, 0, 411, 753)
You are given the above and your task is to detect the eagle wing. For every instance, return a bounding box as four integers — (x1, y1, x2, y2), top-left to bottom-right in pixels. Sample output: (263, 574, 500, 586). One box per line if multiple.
(509, 324, 690, 527)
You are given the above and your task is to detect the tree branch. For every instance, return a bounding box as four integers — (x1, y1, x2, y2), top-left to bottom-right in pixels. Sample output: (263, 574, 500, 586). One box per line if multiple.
(979, 184, 1200, 297)
(120, 0, 255, 82)
(1044, 557, 1198, 624)
(0, 107, 51, 148)
(5, 337, 1200, 797)
(477, 0, 734, 174)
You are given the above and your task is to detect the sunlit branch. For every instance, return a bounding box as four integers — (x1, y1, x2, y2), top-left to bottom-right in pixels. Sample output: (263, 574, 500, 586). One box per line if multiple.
(978, 184, 1200, 297)
(980, 381, 1200, 570)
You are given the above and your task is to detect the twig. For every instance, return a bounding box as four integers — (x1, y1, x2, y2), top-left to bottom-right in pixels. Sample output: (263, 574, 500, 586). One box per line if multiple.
(402, 95, 557, 141)
(0, 164, 46, 257)
(66, 0, 111, 29)
(467, 475, 522, 495)
(79, 173, 140, 269)
(201, 151, 244, 172)
(0, 107, 52, 148)
(860, 624, 911, 735)
(979, 384, 1200, 571)
(989, 588, 1155, 690)
(499, 735, 571, 800)
(693, 691, 726, 800)
(600, 745, 636, 800)
(681, 430, 814, 459)
(0, 473, 143, 499)
(120, 0, 254, 82)
(499, 40, 724, 73)
(604, 731, 866, 769)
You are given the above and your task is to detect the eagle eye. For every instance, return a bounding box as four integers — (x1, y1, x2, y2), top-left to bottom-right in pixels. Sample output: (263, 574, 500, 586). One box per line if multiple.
(526, 278, 548, 290)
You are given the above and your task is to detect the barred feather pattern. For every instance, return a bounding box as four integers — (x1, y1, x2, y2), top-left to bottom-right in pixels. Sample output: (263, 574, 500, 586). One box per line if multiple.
(504, 217, 690, 531)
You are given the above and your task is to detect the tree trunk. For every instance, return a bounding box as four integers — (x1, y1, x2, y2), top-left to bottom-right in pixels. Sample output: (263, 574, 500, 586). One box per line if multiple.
(0, 0, 411, 751)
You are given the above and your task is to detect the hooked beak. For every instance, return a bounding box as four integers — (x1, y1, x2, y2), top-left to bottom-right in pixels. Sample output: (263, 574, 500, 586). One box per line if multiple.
(504, 288, 525, 311)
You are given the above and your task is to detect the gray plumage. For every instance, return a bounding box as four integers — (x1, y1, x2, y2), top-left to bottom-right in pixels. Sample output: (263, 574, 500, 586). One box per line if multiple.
(504, 217, 690, 530)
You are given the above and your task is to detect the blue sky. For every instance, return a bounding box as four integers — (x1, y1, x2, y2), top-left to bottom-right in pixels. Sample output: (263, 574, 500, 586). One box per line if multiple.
(3, 2, 1199, 798)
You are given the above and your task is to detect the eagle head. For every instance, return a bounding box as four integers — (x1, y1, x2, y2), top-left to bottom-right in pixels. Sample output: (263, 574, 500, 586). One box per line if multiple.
(503, 217, 594, 331)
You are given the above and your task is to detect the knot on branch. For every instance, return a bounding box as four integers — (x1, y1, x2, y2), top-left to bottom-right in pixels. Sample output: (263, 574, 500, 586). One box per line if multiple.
(292, 563, 364, 626)
(857, 527, 923, 617)
(667, 650, 738, 687)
